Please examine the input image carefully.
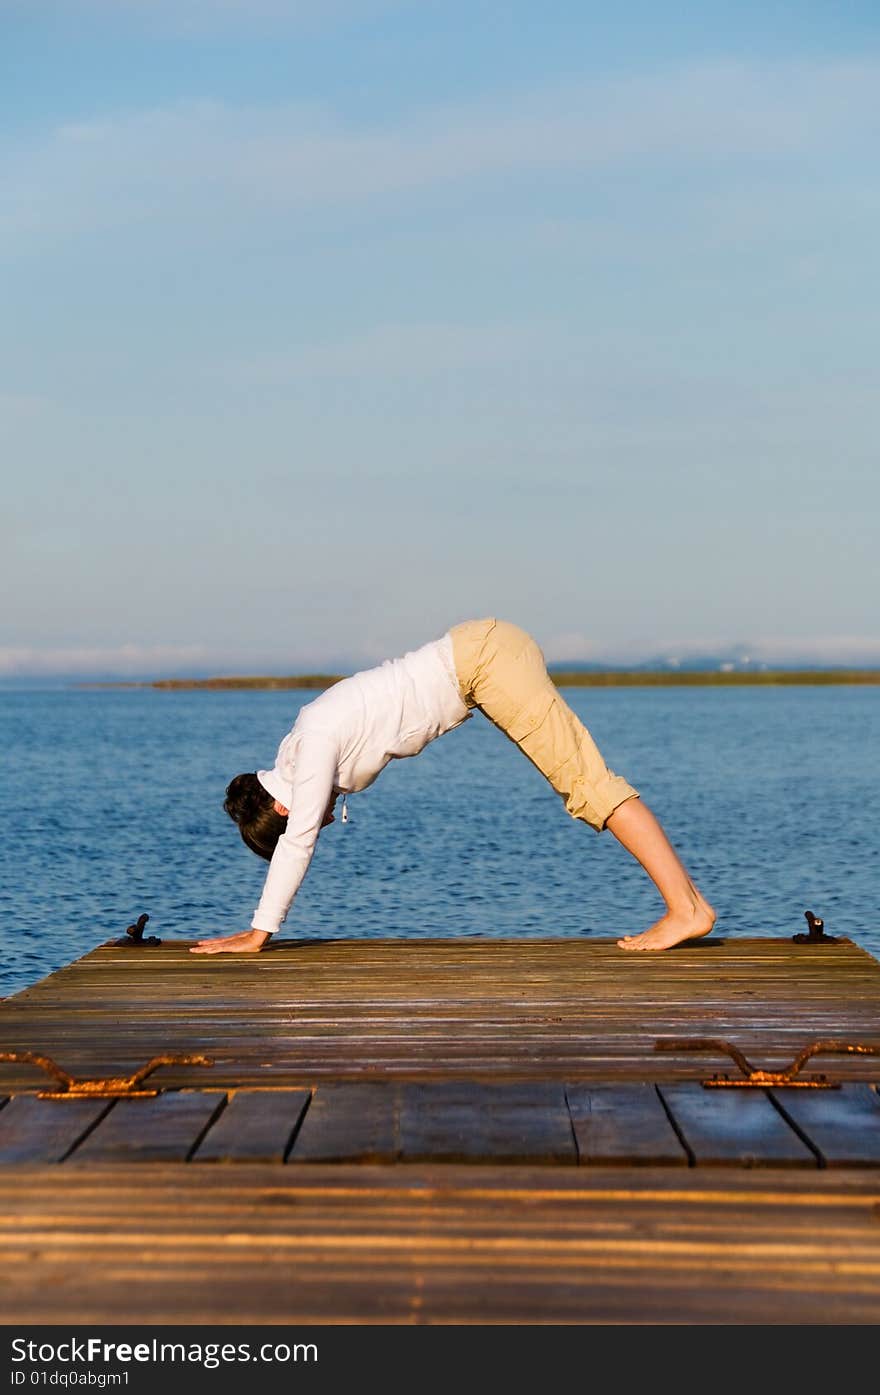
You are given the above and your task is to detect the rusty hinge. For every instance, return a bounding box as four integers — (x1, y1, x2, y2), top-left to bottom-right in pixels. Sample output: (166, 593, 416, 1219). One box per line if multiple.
(792, 909, 839, 945)
(0, 1051, 214, 1099)
(654, 1037, 880, 1088)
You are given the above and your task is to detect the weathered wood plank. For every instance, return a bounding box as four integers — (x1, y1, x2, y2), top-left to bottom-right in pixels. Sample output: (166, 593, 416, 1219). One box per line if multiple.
(289, 1083, 578, 1164)
(12, 1081, 874, 1170)
(2, 938, 879, 1088)
(290, 1084, 576, 1163)
(566, 1084, 689, 1166)
(658, 1084, 817, 1167)
(69, 1092, 226, 1164)
(3, 938, 878, 1324)
(2, 1163, 880, 1324)
(192, 1089, 311, 1163)
(0, 1096, 112, 1164)
(397, 1083, 575, 1163)
(771, 1085, 880, 1167)
(290, 1084, 399, 1162)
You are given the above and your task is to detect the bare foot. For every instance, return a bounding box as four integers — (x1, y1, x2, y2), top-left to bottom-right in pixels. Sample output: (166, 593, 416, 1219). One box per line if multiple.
(617, 896, 716, 952)
(189, 930, 269, 955)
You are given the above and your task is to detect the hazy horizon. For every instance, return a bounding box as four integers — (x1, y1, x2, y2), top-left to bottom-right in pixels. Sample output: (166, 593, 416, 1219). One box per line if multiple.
(3, 633, 880, 684)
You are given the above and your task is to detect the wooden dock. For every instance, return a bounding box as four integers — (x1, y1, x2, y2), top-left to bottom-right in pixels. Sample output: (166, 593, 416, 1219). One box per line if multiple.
(1, 934, 879, 1323)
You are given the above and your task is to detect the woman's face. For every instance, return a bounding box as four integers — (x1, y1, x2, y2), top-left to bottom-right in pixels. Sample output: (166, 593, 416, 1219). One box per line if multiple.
(273, 796, 337, 828)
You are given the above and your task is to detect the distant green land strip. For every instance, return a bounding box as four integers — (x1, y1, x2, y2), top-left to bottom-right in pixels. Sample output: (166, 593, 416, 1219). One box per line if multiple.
(142, 669, 880, 690)
(151, 674, 345, 689)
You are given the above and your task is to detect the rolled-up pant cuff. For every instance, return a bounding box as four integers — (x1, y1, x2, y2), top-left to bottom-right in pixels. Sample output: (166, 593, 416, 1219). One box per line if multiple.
(566, 777, 640, 832)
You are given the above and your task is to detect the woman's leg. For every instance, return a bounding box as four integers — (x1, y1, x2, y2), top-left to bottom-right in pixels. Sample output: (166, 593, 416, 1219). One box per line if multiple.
(452, 619, 640, 827)
(451, 618, 716, 951)
(605, 797, 715, 950)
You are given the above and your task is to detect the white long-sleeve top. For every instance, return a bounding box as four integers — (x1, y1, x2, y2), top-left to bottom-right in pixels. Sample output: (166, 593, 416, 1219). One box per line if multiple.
(250, 633, 470, 934)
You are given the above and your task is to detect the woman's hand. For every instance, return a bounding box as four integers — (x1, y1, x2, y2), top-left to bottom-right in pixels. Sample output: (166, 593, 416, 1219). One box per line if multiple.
(189, 929, 270, 955)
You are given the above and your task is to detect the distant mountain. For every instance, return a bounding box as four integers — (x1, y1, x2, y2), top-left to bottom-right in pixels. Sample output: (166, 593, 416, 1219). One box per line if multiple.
(631, 647, 773, 673)
(549, 647, 865, 674)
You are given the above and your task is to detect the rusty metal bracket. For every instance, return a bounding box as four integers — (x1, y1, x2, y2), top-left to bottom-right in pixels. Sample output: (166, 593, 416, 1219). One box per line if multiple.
(654, 1037, 880, 1088)
(107, 912, 161, 947)
(0, 1051, 214, 1099)
(792, 909, 839, 945)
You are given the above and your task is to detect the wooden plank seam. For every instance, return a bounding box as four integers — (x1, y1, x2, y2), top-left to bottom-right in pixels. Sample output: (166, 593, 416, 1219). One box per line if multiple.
(764, 1092, 824, 1168)
(281, 1092, 315, 1162)
(652, 1084, 696, 1166)
(57, 1100, 118, 1162)
(184, 1093, 230, 1162)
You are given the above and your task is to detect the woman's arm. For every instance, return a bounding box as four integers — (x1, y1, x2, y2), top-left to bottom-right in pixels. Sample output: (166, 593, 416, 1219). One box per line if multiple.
(189, 734, 339, 955)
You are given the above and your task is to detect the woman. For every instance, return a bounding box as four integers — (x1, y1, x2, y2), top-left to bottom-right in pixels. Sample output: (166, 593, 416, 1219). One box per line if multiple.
(191, 618, 715, 956)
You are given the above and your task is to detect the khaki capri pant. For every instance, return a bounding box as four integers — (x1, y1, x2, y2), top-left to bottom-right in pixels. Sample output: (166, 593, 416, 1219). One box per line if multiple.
(449, 618, 639, 831)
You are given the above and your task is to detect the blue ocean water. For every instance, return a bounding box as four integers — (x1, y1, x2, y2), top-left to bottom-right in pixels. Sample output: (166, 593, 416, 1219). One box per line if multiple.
(1, 685, 878, 997)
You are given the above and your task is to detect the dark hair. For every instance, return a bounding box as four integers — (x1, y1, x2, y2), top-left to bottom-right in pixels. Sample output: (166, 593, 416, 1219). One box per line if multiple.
(224, 772, 287, 862)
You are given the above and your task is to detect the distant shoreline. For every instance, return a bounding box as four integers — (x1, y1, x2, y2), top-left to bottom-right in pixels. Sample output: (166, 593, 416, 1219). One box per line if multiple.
(83, 669, 880, 690)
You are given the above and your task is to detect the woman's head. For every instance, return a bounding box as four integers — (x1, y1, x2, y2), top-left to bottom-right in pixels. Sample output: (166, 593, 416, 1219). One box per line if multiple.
(224, 772, 287, 861)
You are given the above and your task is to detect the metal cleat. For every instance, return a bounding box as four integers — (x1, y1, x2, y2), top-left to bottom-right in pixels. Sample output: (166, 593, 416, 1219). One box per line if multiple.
(0, 1050, 214, 1099)
(654, 1037, 880, 1088)
(793, 910, 839, 945)
(107, 912, 161, 947)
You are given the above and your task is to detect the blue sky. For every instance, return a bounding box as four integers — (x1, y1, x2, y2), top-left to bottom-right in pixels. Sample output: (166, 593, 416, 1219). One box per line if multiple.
(2, 1, 879, 676)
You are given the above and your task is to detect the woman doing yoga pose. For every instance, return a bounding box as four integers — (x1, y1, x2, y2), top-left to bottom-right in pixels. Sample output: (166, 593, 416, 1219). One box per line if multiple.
(191, 618, 715, 956)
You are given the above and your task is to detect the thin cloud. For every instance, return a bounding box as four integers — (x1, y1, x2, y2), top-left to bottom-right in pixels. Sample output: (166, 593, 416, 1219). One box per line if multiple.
(4, 1, 403, 30)
(745, 636, 880, 665)
(3, 58, 878, 251)
(0, 392, 47, 420)
(0, 644, 210, 677)
(230, 321, 547, 384)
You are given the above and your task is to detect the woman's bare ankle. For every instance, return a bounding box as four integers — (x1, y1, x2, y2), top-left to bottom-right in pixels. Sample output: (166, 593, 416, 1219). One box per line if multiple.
(617, 900, 716, 952)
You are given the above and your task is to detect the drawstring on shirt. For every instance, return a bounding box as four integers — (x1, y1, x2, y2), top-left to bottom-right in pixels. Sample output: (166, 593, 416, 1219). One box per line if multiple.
(341, 795, 348, 823)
